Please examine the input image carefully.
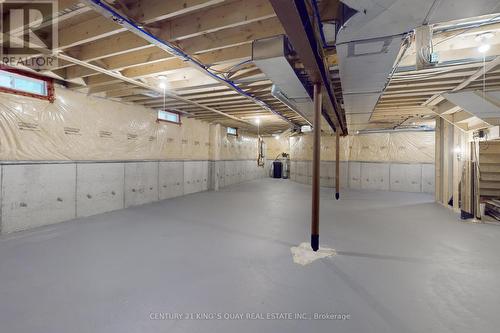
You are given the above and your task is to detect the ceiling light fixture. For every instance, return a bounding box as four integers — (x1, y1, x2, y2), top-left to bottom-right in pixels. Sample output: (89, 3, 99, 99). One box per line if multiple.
(478, 43, 491, 53)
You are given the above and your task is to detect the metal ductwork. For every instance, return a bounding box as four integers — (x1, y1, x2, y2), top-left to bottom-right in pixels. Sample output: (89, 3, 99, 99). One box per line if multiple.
(337, 0, 500, 132)
(252, 35, 315, 125)
(271, 85, 313, 126)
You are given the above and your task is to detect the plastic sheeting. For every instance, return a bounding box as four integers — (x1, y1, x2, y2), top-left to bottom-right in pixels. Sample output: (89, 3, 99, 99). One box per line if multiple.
(0, 85, 434, 164)
(290, 131, 434, 163)
(349, 132, 434, 163)
(290, 134, 351, 161)
(0, 86, 210, 160)
(264, 136, 290, 160)
(219, 127, 259, 160)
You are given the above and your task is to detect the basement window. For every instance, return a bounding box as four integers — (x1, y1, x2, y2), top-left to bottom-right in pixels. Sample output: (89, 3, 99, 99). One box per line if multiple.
(0, 69, 54, 101)
(227, 127, 238, 136)
(158, 110, 181, 124)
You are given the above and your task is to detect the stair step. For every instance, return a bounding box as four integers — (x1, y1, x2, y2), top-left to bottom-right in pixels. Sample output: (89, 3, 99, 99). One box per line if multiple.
(479, 155, 500, 163)
(480, 164, 500, 172)
(479, 142, 500, 154)
(481, 173, 500, 181)
(481, 188, 500, 197)
(480, 180, 500, 189)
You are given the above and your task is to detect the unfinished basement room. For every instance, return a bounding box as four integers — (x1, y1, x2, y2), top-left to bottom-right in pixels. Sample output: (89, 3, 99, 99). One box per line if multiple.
(1, 0, 500, 332)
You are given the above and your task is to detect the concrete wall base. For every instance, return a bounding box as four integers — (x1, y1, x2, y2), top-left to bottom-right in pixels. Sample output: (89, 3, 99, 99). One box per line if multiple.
(0, 160, 266, 234)
(290, 160, 435, 193)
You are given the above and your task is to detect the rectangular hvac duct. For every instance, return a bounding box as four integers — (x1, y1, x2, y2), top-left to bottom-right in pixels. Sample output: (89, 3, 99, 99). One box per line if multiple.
(252, 35, 314, 124)
(336, 0, 500, 131)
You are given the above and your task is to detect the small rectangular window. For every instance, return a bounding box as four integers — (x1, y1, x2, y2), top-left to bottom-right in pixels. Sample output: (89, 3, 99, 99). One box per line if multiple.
(0, 69, 52, 101)
(158, 110, 181, 124)
(227, 127, 238, 136)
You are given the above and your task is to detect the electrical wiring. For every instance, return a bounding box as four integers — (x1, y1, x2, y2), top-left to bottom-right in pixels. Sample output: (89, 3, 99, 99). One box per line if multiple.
(84, 0, 299, 129)
(206, 59, 253, 80)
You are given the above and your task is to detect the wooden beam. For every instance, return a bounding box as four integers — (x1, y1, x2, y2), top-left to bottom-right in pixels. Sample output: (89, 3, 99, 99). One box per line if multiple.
(64, 12, 282, 80)
(452, 56, 500, 91)
(160, 0, 275, 40)
(128, 0, 225, 25)
(58, 53, 255, 125)
(121, 44, 251, 79)
(60, 0, 225, 49)
(67, 4, 297, 127)
(58, 13, 125, 49)
(74, 43, 251, 87)
(66, 0, 275, 61)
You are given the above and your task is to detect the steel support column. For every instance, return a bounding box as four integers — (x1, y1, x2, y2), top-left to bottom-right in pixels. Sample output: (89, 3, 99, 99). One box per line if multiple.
(335, 130, 340, 200)
(311, 83, 321, 251)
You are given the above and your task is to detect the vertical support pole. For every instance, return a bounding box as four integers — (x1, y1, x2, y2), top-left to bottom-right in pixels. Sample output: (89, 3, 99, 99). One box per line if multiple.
(335, 131, 340, 200)
(452, 126, 460, 212)
(311, 83, 321, 252)
(442, 120, 451, 205)
(435, 118, 442, 203)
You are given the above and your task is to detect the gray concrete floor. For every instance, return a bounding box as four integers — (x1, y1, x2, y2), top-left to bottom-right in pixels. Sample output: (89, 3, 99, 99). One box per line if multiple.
(1, 179, 500, 333)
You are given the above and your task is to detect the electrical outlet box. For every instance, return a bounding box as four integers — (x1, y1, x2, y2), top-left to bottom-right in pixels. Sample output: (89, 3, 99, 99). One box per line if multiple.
(429, 52, 439, 64)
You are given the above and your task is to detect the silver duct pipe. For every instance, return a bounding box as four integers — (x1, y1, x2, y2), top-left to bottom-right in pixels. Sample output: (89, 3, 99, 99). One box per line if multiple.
(271, 85, 312, 126)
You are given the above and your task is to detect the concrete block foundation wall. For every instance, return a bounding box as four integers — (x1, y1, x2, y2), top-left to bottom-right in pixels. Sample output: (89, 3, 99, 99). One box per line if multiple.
(290, 161, 435, 193)
(0, 160, 266, 234)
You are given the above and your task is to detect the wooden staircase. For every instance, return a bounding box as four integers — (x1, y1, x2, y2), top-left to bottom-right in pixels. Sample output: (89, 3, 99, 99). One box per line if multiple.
(479, 141, 500, 198)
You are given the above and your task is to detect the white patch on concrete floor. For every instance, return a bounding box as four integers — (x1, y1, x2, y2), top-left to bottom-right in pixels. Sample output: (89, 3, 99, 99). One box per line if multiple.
(290, 242, 336, 266)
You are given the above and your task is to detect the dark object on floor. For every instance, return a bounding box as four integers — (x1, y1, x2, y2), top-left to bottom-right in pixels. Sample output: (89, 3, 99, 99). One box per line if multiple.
(460, 210, 474, 220)
(311, 234, 319, 251)
(272, 161, 282, 178)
